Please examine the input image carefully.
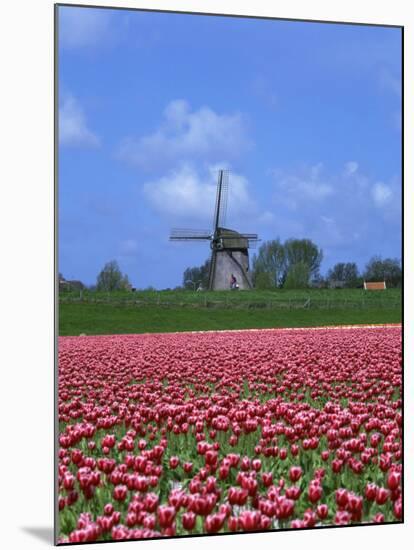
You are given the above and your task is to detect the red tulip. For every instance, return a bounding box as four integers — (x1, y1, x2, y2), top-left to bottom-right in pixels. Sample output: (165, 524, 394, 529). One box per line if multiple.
(365, 483, 377, 501)
(157, 505, 176, 528)
(291, 444, 299, 457)
(204, 513, 226, 533)
(393, 497, 402, 520)
(317, 504, 328, 520)
(387, 470, 401, 491)
(143, 515, 156, 530)
(334, 511, 351, 525)
(347, 493, 363, 520)
(238, 511, 261, 531)
(113, 485, 127, 502)
(144, 493, 159, 513)
(227, 516, 239, 532)
(332, 459, 343, 473)
(169, 456, 179, 469)
(126, 512, 136, 527)
(375, 488, 389, 505)
(285, 486, 301, 500)
(279, 448, 288, 460)
(308, 482, 323, 503)
(262, 472, 273, 487)
(303, 509, 317, 527)
(289, 466, 303, 482)
(335, 488, 349, 508)
(182, 512, 196, 531)
(278, 498, 295, 519)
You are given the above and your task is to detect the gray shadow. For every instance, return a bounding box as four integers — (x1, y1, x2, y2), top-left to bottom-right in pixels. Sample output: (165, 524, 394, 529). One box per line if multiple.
(21, 527, 54, 544)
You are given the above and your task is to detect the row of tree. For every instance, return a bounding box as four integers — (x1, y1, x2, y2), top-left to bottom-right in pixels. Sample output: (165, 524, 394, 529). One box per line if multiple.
(183, 238, 402, 290)
(61, 242, 402, 293)
(252, 239, 401, 289)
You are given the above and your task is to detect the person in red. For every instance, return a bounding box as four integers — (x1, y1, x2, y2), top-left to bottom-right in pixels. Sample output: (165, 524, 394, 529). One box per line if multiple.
(230, 273, 237, 290)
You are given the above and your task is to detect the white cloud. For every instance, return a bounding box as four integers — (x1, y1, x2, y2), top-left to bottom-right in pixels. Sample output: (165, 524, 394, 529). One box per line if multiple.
(59, 95, 100, 147)
(372, 182, 393, 207)
(344, 161, 359, 176)
(117, 100, 252, 170)
(267, 161, 400, 256)
(272, 163, 333, 209)
(59, 7, 112, 50)
(142, 163, 255, 224)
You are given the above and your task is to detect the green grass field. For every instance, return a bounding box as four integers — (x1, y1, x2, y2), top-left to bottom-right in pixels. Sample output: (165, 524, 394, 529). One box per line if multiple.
(59, 288, 401, 335)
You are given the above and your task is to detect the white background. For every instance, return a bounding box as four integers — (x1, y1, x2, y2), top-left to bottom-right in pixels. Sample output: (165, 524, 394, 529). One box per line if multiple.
(0, 1, 411, 549)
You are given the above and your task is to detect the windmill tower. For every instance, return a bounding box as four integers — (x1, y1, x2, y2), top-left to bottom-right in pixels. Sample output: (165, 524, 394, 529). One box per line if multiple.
(170, 170, 259, 290)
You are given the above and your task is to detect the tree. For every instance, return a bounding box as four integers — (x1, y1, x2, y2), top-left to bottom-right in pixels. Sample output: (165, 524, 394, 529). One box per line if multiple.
(96, 260, 131, 291)
(309, 273, 328, 288)
(183, 259, 210, 289)
(284, 239, 323, 280)
(326, 262, 360, 288)
(120, 274, 132, 291)
(252, 239, 286, 288)
(283, 262, 310, 289)
(254, 271, 274, 290)
(363, 256, 402, 288)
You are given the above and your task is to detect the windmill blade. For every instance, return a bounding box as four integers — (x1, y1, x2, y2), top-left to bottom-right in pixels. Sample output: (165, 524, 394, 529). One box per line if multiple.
(208, 249, 217, 290)
(225, 233, 259, 240)
(170, 228, 212, 241)
(212, 169, 229, 232)
(217, 169, 229, 228)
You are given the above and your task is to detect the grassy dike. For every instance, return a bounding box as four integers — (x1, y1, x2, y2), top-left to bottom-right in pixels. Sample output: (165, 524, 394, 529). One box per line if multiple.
(59, 302, 401, 336)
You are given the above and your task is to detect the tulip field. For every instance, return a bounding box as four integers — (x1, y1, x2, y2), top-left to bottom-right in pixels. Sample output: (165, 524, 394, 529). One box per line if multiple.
(57, 325, 402, 543)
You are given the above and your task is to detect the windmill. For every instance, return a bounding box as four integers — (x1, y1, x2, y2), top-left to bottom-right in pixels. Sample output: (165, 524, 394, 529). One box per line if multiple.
(170, 170, 259, 290)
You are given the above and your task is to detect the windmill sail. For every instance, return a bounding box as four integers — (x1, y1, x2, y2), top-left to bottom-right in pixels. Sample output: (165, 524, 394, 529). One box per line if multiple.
(170, 228, 212, 241)
(212, 169, 229, 231)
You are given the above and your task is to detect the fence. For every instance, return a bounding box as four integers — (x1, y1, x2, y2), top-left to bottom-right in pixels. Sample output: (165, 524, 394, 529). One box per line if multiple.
(59, 293, 401, 311)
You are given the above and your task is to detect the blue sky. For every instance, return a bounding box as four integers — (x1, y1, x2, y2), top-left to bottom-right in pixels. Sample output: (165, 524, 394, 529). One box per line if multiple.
(58, 6, 402, 289)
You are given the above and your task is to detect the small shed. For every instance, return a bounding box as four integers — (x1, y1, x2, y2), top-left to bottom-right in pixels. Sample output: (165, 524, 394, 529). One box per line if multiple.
(363, 281, 386, 290)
